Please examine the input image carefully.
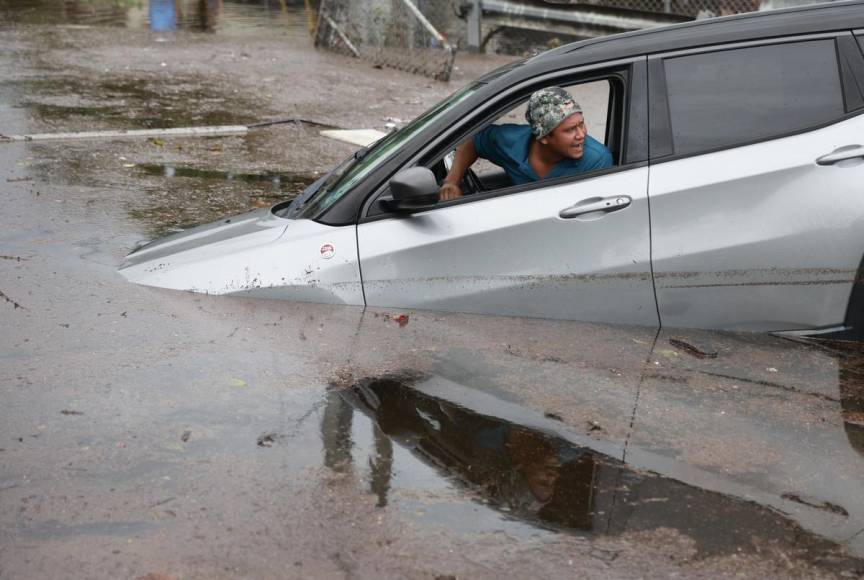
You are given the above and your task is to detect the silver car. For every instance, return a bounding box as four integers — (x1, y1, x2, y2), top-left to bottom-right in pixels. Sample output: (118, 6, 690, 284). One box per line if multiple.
(120, 0, 864, 336)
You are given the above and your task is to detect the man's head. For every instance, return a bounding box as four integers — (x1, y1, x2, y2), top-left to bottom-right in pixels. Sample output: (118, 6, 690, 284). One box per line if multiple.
(525, 87, 587, 160)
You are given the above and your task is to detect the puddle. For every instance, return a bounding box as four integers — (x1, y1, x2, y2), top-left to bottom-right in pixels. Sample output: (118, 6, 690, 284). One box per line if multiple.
(9, 76, 265, 132)
(0, 0, 320, 36)
(0, 2, 320, 134)
(126, 165, 317, 237)
(16, 138, 321, 238)
(134, 163, 317, 193)
(326, 373, 864, 573)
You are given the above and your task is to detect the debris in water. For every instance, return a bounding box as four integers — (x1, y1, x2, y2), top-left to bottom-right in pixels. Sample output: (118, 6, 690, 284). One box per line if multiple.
(0, 289, 27, 310)
(329, 368, 355, 389)
(545, 412, 564, 422)
(843, 410, 864, 425)
(590, 548, 620, 562)
(384, 313, 410, 327)
(180, 430, 191, 443)
(767, 367, 779, 373)
(781, 493, 849, 516)
(587, 420, 604, 433)
(669, 337, 719, 359)
(257, 432, 278, 447)
(6, 176, 32, 182)
(60, 409, 84, 416)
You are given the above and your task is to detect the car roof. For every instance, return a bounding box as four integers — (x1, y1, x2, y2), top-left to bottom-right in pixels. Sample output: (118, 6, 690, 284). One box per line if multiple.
(506, 0, 864, 79)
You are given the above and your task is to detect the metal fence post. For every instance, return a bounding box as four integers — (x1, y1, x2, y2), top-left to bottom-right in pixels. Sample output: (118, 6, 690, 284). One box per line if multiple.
(467, 0, 482, 52)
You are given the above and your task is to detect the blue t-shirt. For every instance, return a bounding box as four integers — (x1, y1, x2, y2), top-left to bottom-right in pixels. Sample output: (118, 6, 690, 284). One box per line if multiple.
(473, 124, 613, 185)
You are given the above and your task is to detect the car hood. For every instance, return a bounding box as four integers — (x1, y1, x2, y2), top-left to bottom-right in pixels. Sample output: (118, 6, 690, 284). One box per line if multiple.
(118, 207, 364, 305)
(121, 207, 288, 270)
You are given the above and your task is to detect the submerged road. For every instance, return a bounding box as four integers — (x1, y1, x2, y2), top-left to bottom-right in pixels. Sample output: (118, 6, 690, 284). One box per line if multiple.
(2, 2, 864, 578)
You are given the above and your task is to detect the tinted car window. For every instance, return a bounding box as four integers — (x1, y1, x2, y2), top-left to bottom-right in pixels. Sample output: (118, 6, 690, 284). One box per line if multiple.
(664, 40, 844, 156)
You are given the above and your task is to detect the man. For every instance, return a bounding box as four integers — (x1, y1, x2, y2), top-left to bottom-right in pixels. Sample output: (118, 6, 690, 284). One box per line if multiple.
(439, 86, 613, 200)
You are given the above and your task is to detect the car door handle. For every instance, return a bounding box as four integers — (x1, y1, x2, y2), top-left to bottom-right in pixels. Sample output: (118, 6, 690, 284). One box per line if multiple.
(559, 195, 632, 219)
(816, 145, 864, 166)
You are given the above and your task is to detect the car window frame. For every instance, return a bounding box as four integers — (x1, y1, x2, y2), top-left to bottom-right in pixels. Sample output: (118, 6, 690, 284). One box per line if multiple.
(648, 31, 864, 164)
(358, 56, 648, 223)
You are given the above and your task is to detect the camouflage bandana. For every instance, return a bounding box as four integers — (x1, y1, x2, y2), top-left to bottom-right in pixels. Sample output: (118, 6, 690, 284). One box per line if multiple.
(525, 87, 582, 139)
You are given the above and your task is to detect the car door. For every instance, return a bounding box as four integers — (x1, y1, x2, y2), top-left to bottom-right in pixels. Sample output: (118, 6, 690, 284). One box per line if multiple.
(647, 34, 864, 332)
(355, 63, 658, 325)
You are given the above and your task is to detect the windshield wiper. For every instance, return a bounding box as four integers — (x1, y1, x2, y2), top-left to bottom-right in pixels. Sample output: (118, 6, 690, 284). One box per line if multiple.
(288, 145, 371, 216)
(354, 145, 369, 161)
(318, 146, 370, 195)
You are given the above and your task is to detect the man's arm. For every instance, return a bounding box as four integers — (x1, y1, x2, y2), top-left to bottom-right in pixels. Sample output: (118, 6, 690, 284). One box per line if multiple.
(440, 139, 479, 201)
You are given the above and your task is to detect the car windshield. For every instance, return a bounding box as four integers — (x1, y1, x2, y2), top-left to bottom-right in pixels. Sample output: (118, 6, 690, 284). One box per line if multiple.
(292, 81, 481, 219)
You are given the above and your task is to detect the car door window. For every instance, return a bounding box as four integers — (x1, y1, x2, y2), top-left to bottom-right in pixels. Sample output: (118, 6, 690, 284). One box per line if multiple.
(465, 79, 612, 182)
(362, 63, 643, 220)
(662, 40, 845, 157)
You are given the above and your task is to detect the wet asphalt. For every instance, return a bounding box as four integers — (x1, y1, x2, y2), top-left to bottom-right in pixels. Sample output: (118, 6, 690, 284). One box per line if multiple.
(3, 2, 864, 579)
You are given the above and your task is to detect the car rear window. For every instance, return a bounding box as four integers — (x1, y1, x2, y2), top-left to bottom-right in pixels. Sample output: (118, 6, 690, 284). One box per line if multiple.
(663, 40, 845, 157)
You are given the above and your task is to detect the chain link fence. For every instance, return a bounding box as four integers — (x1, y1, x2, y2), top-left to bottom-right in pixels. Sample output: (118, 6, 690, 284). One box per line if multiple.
(583, 0, 760, 18)
(314, 0, 803, 79)
(315, 0, 457, 81)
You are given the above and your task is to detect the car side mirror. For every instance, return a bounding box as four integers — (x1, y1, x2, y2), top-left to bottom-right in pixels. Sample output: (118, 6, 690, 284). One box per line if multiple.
(383, 167, 440, 213)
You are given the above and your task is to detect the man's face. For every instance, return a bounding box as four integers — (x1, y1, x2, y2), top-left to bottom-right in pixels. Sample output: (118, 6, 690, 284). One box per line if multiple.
(539, 113, 587, 160)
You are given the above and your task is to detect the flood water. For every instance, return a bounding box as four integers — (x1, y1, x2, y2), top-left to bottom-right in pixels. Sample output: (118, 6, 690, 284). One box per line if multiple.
(333, 371, 861, 568)
(0, 0, 319, 36)
(3, 1, 864, 578)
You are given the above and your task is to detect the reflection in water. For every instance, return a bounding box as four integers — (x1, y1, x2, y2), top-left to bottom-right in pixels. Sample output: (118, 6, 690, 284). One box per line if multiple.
(135, 163, 318, 193)
(321, 374, 863, 571)
(148, 0, 225, 32)
(197, 0, 223, 32)
(125, 164, 317, 236)
(149, 0, 178, 31)
(0, 0, 318, 35)
(832, 342, 864, 456)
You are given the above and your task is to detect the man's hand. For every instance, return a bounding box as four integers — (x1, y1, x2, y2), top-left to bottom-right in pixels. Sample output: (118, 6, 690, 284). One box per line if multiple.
(439, 140, 477, 202)
(439, 181, 462, 201)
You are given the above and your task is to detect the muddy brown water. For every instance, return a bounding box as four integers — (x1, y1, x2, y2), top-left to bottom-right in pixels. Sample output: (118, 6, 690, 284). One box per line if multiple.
(337, 372, 859, 565)
(0, 0, 319, 34)
(3, 2, 864, 578)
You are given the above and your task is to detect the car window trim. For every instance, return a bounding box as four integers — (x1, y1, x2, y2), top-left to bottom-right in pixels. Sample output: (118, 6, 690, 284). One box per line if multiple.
(358, 56, 647, 223)
(647, 32, 862, 166)
(647, 57, 673, 160)
(625, 55, 649, 164)
(651, 30, 845, 60)
(838, 34, 864, 111)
